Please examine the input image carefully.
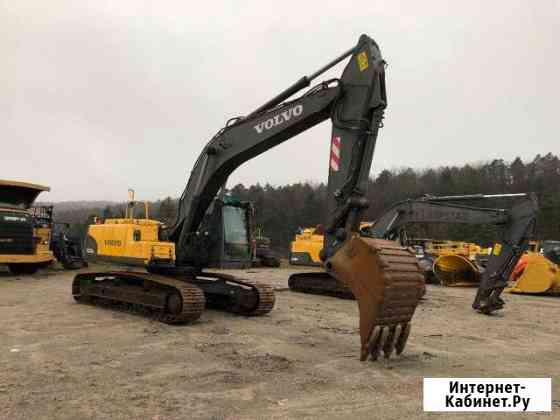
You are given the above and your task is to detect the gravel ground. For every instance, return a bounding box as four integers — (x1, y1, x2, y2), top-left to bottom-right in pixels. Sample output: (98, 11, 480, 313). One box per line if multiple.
(0, 264, 558, 419)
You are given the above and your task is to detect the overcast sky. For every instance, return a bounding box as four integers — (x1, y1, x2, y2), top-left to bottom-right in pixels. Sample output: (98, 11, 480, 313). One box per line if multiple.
(3, 1, 558, 201)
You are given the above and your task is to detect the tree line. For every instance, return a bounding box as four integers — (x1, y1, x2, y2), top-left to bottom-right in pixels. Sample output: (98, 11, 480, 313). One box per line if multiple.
(55, 153, 560, 254)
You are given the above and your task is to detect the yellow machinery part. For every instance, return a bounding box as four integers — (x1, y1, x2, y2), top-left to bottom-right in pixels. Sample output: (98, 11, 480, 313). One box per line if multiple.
(290, 222, 375, 266)
(508, 253, 560, 294)
(0, 186, 55, 268)
(326, 235, 424, 360)
(0, 224, 54, 265)
(86, 218, 175, 266)
(289, 228, 323, 265)
(425, 240, 486, 260)
(0, 254, 54, 264)
(433, 254, 480, 287)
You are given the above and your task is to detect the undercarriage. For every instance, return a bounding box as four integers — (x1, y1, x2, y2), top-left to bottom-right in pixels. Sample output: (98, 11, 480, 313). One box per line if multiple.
(72, 269, 275, 323)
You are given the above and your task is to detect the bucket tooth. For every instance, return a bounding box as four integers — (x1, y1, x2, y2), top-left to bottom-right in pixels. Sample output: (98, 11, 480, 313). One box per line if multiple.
(365, 326, 382, 361)
(372, 326, 390, 361)
(395, 322, 411, 355)
(383, 324, 401, 358)
(325, 236, 424, 360)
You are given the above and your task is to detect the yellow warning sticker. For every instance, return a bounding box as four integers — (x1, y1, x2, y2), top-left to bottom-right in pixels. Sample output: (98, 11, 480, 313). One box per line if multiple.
(357, 51, 369, 72)
(493, 243, 502, 256)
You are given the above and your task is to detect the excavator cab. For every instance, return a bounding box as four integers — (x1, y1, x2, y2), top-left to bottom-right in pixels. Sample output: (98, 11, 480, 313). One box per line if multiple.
(198, 197, 253, 269)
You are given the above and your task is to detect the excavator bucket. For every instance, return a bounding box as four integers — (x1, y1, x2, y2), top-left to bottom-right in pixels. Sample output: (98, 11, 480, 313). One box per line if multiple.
(508, 253, 560, 295)
(433, 254, 480, 287)
(325, 236, 424, 361)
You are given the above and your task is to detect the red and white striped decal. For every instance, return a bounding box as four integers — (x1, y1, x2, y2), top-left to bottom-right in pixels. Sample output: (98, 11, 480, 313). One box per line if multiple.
(330, 136, 341, 171)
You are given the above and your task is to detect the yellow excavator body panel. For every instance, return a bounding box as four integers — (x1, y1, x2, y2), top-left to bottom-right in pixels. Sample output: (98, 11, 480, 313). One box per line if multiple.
(85, 218, 175, 266)
(289, 223, 375, 266)
(425, 240, 487, 259)
(508, 253, 560, 294)
(289, 228, 324, 265)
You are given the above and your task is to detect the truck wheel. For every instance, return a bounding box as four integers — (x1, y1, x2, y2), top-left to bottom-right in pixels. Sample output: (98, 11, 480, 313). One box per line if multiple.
(8, 264, 40, 275)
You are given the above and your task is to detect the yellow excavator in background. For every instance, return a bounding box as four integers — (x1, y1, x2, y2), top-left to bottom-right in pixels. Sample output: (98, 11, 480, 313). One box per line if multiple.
(85, 190, 176, 267)
(289, 222, 373, 266)
(289, 227, 323, 266)
(508, 240, 560, 295)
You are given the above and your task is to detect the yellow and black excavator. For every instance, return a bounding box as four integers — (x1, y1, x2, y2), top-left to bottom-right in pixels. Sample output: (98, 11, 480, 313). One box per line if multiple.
(72, 35, 510, 361)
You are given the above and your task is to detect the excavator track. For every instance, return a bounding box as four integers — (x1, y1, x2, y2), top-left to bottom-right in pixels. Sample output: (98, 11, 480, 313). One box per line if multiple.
(325, 237, 425, 361)
(72, 271, 205, 324)
(288, 272, 355, 299)
(243, 281, 276, 315)
(189, 272, 275, 316)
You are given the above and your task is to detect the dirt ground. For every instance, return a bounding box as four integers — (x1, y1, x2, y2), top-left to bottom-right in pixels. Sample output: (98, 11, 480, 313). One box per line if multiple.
(0, 264, 558, 420)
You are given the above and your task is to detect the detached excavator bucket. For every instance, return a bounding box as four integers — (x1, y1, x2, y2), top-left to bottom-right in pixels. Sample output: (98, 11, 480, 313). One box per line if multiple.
(508, 254, 560, 295)
(433, 254, 480, 287)
(325, 236, 424, 361)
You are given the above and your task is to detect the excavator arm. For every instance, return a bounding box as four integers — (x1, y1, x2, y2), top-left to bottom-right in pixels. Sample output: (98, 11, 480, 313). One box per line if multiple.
(170, 34, 387, 267)
(366, 193, 539, 313)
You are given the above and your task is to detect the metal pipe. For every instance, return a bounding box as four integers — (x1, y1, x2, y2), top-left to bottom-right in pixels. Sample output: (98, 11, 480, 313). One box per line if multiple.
(247, 46, 356, 118)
